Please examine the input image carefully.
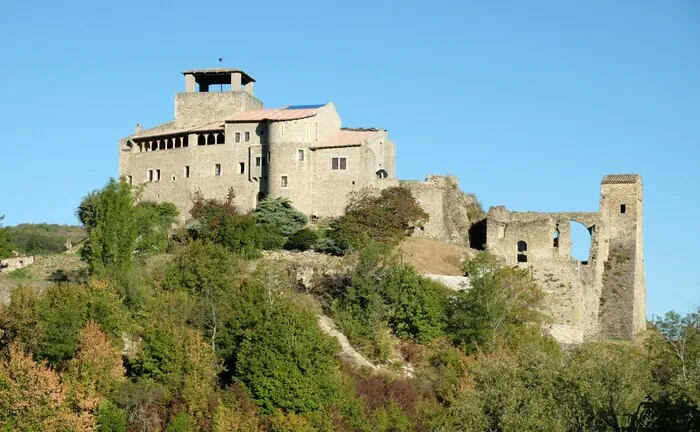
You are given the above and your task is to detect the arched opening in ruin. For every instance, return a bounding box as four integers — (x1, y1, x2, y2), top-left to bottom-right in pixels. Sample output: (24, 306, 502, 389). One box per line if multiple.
(553, 226, 560, 248)
(570, 221, 592, 264)
(517, 240, 528, 263)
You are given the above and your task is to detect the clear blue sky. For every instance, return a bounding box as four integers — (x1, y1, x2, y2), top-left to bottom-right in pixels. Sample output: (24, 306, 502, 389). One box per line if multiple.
(0, 1, 697, 317)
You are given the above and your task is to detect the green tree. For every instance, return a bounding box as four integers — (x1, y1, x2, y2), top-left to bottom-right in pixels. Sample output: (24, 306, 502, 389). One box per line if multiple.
(254, 197, 308, 236)
(284, 228, 318, 251)
(235, 300, 340, 414)
(77, 178, 138, 275)
(330, 187, 428, 248)
(0, 214, 13, 259)
(190, 190, 265, 258)
(449, 251, 545, 352)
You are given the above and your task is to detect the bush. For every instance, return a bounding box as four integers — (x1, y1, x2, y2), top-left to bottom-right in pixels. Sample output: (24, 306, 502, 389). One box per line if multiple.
(96, 399, 127, 432)
(330, 187, 428, 249)
(254, 197, 308, 237)
(0, 214, 13, 259)
(284, 228, 318, 251)
(313, 232, 349, 256)
(190, 190, 264, 259)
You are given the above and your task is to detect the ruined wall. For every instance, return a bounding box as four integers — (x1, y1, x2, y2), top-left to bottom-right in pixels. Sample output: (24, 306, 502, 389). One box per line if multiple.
(483, 174, 646, 342)
(0, 256, 35, 273)
(598, 175, 646, 340)
(400, 175, 480, 244)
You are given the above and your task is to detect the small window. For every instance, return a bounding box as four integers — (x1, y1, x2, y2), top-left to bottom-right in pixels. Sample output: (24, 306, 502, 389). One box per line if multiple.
(207, 134, 216, 145)
(281, 176, 288, 187)
(216, 132, 225, 144)
(215, 164, 221, 176)
(332, 157, 347, 170)
(620, 204, 626, 214)
(127, 175, 133, 185)
(517, 240, 528, 263)
(245, 132, 250, 142)
(198, 134, 206, 146)
(185, 166, 190, 178)
(239, 162, 245, 174)
(235, 132, 241, 143)
(148, 170, 154, 182)
(155, 169, 161, 182)
(256, 157, 261, 167)
(298, 149, 305, 161)
(171, 176, 176, 181)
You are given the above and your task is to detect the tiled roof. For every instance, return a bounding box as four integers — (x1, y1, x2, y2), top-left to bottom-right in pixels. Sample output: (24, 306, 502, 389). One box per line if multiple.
(225, 107, 319, 122)
(309, 129, 381, 149)
(601, 174, 641, 184)
(134, 121, 224, 139)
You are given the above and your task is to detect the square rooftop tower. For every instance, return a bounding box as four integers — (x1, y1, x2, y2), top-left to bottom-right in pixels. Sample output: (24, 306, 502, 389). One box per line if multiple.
(182, 68, 255, 95)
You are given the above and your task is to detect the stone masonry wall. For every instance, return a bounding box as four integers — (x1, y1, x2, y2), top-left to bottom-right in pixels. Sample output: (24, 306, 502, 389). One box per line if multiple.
(400, 175, 480, 244)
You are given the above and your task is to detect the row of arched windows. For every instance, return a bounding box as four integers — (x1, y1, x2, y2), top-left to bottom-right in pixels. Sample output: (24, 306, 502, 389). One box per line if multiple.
(133, 132, 226, 153)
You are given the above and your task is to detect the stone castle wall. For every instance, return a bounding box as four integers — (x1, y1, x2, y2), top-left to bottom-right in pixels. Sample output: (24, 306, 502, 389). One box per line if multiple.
(400, 175, 480, 244)
(483, 175, 646, 341)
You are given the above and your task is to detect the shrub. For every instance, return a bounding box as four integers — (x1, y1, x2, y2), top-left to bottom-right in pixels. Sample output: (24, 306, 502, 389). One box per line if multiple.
(283, 228, 318, 251)
(0, 214, 13, 259)
(96, 399, 127, 432)
(190, 190, 264, 259)
(330, 187, 428, 248)
(254, 197, 308, 237)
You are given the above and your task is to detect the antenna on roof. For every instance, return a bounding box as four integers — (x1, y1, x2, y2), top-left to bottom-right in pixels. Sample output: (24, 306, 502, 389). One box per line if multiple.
(218, 57, 224, 90)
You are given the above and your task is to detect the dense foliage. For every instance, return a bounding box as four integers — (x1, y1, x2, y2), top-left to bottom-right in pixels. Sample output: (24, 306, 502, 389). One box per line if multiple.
(7, 223, 85, 255)
(0, 214, 12, 259)
(1, 180, 698, 431)
(330, 187, 429, 249)
(78, 178, 177, 275)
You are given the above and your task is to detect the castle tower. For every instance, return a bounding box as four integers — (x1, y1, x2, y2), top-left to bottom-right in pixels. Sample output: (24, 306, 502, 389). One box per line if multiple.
(174, 68, 263, 128)
(597, 174, 646, 339)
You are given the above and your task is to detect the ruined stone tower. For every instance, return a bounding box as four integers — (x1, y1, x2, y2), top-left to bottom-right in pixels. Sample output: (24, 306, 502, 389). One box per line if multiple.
(483, 174, 646, 342)
(597, 174, 646, 339)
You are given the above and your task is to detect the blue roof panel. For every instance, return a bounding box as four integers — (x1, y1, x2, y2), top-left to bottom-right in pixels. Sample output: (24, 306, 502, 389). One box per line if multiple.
(285, 104, 326, 110)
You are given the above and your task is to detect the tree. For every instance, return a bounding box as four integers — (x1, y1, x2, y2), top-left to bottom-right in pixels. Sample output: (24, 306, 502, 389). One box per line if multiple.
(235, 300, 341, 414)
(449, 251, 545, 352)
(0, 214, 13, 259)
(190, 190, 265, 259)
(254, 197, 308, 237)
(78, 178, 138, 275)
(330, 187, 428, 248)
(283, 228, 317, 251)
(0, 343, 96, 431)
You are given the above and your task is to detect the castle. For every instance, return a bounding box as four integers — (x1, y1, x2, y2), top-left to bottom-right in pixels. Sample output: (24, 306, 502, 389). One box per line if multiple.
(119, 68, 397, 219)
(119, 69, 646, 343)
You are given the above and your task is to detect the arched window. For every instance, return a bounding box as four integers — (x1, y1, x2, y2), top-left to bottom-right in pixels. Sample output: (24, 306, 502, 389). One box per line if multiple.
(553, 228, 560, 248)
(570, 221, 592, 264)
(197, 134, 206, 146)
(207, 133, 216, 145)
(517, 240, 528, 263)
(216, 132, 225, 144)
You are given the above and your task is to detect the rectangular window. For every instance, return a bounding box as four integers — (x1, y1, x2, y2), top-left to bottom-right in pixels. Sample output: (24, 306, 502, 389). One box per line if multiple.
(148, 170, 153, 182)
(235, 132, 241, 143)
(245, 132, 250, 142)
(332, 157, 347, 170)
(281, 176, 288, 187)
(215, 164, 221, 176)
(185, 166, 190, 178)
(256, 156, 261, 167)
(620, 204, 626, 214)
(298, 149, 304, 161)
(127, 175, 133, 185)
(155, 169, 161, 181)
(239, 162, 245, 174)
